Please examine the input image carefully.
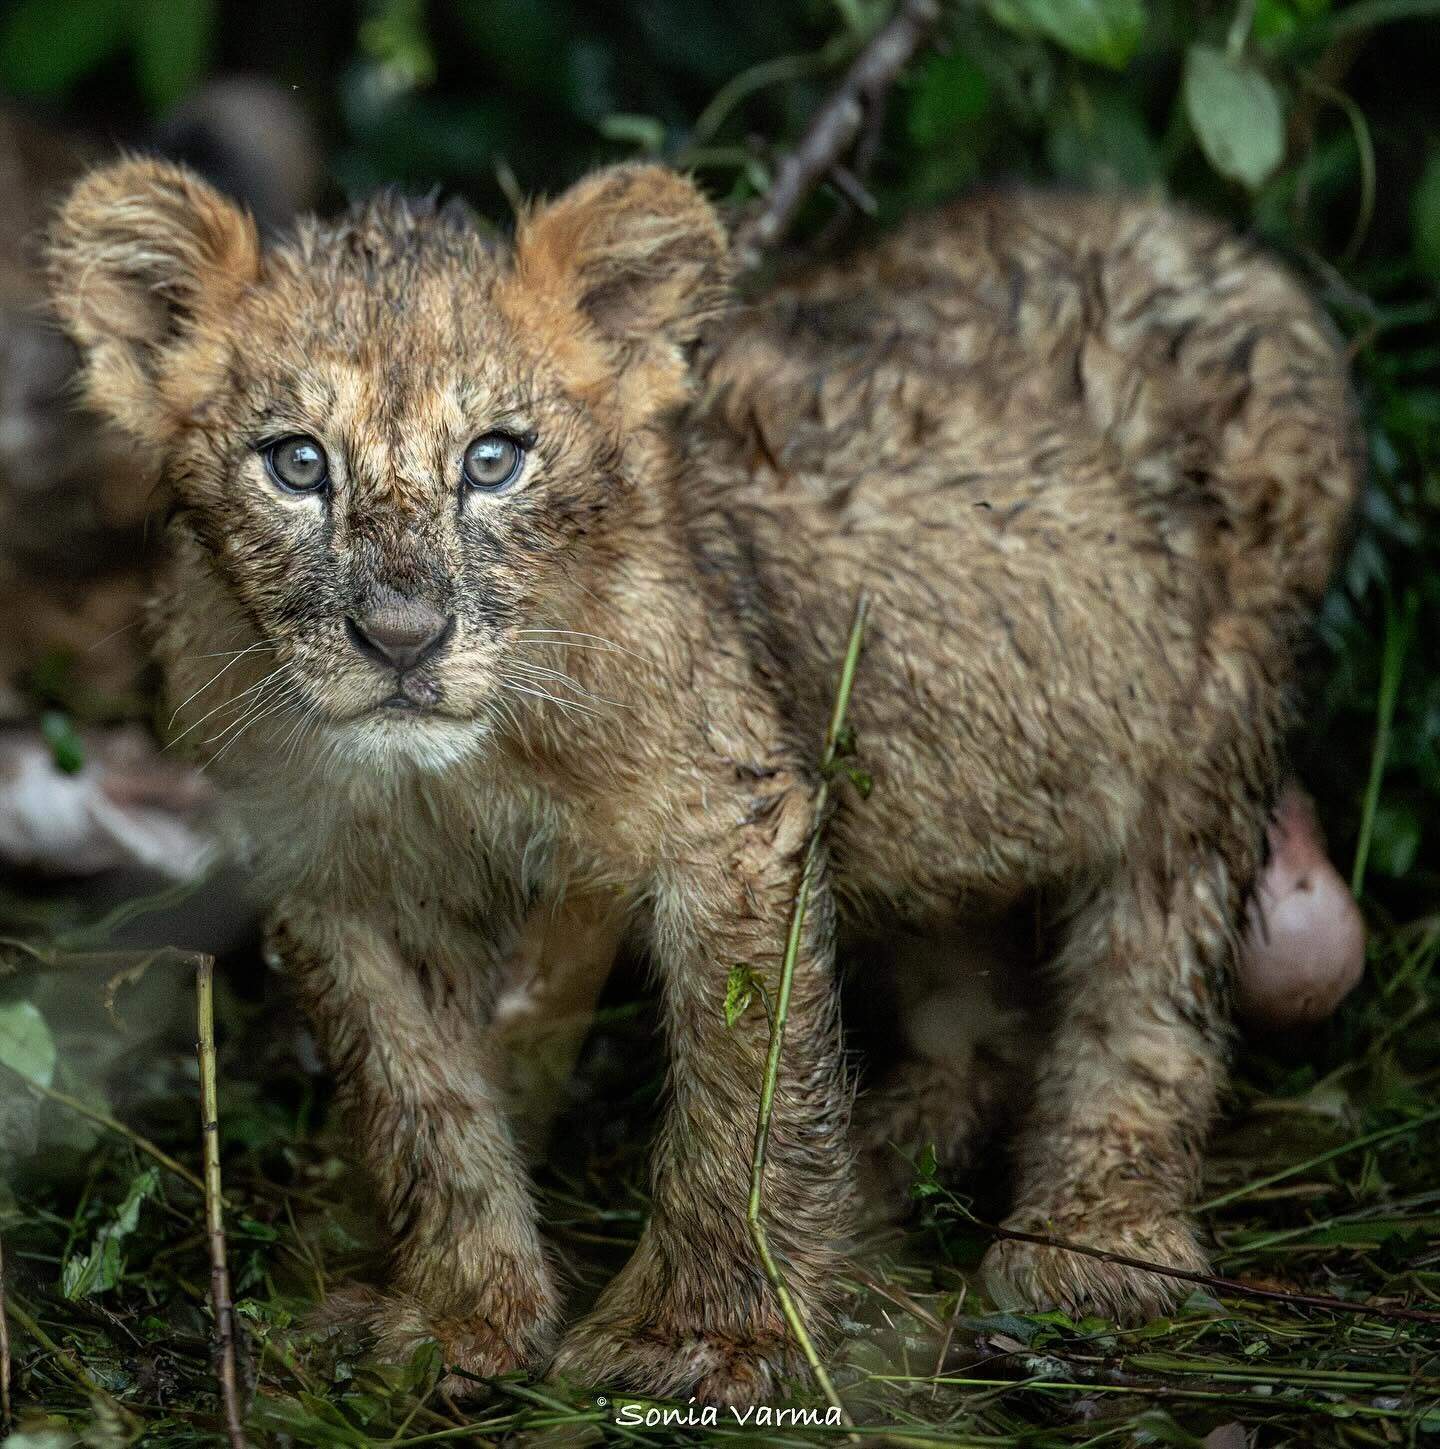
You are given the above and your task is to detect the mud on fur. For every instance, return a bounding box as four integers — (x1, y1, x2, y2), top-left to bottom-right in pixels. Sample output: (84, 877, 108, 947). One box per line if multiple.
(46, 158, 1359, 1404)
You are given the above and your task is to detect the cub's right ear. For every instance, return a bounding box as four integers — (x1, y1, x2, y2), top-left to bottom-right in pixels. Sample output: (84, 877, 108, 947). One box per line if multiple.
(47, 156, 260, 442)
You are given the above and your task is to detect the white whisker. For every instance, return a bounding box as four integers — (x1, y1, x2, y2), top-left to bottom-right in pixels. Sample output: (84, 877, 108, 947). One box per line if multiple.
(166, 641, 278, 730)
(514, 628, 647, 661)
(497, 678, 603, 723)
(506, 659, 629, 711)
(166, 662, 292, 749)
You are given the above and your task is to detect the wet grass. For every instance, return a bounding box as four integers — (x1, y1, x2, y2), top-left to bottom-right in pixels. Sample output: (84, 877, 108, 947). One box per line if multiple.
(0, 882, 1437, 1446)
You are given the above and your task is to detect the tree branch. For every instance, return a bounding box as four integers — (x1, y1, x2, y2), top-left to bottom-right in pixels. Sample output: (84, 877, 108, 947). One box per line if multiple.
(196, 954, 250, 1448)
(733, 0, 943, 268)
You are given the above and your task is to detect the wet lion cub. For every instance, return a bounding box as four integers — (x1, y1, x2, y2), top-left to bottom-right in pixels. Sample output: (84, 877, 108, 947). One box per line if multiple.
(48, 159, 1357, 1402)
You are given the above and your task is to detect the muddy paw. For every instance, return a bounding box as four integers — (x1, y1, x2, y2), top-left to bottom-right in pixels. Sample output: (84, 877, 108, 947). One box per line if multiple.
(316, 1283, 552, 1397)
(551, 1311, 802, 1407)
(980, 1210, 1208, 1324)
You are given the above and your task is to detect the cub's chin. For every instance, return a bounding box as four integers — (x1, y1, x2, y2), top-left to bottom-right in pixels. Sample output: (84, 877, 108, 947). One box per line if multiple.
(322, 708, 491, 774)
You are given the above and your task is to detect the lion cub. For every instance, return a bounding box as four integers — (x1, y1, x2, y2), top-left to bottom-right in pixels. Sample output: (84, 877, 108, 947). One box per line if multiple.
(48, 159, 1357, 1403)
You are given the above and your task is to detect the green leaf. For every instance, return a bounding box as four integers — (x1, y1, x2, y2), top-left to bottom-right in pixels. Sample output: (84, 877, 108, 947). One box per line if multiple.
(724, 964, 759, 1028)
(0, 0, 127, 98)
(1370, 800, 1422, 877)
(1413, 152, 1440, 281)
(907, 50, 992, 147)
(845, 765, 874, 799)
(62, 1166, 160, 1299)
(132, 0, 216, 111)
(911, 1141, 941, 1198)
(598, 113, 667, 155)
(984, 0, 1146, 69)
(0, 1000, 56, 1088)
(1183, 44, 1286, 188)
(40, 710, 85, 776)
(1132, 1409, 1208, 1447)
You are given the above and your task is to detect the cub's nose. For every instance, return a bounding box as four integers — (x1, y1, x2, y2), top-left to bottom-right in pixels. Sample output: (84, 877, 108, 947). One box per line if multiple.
(345, 597, 455, 673)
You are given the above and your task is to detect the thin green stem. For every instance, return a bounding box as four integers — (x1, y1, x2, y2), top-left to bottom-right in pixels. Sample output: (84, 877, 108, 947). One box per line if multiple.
(0, 1223, 10, 1434)
(5, 1066, 209, 1197)
(1196, 1104, 1440, 1213)
(5, 1292, 141, 1432)
(747, 591, 870, 1425)
(1351, 591, 1416, 898)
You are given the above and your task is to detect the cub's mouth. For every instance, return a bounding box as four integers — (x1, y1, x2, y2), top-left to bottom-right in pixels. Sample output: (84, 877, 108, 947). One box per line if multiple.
(379, 675, 443, 710)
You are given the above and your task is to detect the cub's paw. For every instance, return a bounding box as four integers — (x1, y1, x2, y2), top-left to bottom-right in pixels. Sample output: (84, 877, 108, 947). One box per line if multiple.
(552, 1311, 803, 1408)
(980, 1210, 1208, 1325)
(316, 1284, 552, 1397)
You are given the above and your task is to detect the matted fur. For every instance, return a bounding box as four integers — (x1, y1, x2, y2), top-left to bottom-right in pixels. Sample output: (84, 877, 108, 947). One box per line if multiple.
(47, 157, 1359, 1403)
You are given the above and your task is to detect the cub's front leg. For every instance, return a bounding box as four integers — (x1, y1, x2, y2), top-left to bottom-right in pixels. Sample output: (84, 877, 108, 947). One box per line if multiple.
(553, 773, 853, 1405)
(269, 901, 557, 1393)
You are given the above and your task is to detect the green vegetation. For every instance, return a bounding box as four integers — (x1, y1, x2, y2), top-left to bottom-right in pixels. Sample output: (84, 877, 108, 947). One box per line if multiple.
(2, 0, 1438, 1443)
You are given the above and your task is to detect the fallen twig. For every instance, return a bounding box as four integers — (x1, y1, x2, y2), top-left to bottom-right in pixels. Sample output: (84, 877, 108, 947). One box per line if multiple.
(0, 1222, 10, 1434)
(748, 591, 870, 1425)
(732, 0, 942, 267)
(974, 1218, 1440, 1326)
(196, 954, 250, 1448)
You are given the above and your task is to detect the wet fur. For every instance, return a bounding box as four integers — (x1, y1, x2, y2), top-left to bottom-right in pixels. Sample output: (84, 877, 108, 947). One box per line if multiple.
(48, 160, 1359, 1401)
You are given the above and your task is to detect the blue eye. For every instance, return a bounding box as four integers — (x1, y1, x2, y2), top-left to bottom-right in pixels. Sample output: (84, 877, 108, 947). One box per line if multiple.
(264, 435, 329, 492)
(462, 432, 526, 492)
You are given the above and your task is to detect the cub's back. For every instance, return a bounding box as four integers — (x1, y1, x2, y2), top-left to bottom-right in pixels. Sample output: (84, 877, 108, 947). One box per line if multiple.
(685, 189, 1357, 914)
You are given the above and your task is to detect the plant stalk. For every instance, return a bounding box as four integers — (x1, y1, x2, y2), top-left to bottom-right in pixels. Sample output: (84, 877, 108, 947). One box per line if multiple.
(196, 954, 249, 1449)
(747, 591, 869, 1424)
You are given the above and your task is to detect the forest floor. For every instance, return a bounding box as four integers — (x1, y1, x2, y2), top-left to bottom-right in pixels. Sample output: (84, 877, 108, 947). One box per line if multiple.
(1, 872, 1437, 1448)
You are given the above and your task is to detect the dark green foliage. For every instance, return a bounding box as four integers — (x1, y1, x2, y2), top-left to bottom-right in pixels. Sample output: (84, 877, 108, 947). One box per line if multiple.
(2, 0, 1439, 1443)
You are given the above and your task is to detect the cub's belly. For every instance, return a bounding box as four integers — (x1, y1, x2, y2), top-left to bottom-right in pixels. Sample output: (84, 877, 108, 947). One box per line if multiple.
(810, 564, 1207, 920)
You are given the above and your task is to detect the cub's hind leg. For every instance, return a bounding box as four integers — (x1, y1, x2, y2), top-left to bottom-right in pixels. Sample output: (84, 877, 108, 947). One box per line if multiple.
(981, 786, 1265, 1322)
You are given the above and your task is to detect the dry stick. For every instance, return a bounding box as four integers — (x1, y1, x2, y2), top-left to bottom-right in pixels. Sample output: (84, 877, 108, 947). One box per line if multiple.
(196, 954, 250, 1449)
(731, 0, 943, 268)
(973, 1219, 1440, 1326)
(747, 592, 869, 1425)
(0, 1222, 10, 1434)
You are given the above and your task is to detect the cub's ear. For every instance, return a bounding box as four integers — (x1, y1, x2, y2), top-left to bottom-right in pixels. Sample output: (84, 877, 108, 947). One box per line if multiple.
(507, 164, 731, 402)
(46, 156, 260, 441)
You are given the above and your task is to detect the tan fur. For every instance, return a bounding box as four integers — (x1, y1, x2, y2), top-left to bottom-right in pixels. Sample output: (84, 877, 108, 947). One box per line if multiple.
(47, 158, 1359, 1402)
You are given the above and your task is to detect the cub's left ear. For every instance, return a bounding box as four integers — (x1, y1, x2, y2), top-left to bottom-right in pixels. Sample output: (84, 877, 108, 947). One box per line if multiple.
(507, 164, 731, 388)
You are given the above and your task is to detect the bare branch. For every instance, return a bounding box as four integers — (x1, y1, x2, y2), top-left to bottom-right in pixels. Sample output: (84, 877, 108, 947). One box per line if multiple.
(0, 1224, 10, 1435)
(733, 0, 943, 268)
(197, 954, 250, 1449)
(979, 1219, 1440, 1327)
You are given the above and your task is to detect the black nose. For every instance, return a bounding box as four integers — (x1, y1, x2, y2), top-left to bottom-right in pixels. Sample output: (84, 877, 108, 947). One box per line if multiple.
(346, 598, 455, 673)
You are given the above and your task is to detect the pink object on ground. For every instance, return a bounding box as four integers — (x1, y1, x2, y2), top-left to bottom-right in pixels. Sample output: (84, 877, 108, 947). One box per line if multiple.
(1237, 785, 1366, 1029)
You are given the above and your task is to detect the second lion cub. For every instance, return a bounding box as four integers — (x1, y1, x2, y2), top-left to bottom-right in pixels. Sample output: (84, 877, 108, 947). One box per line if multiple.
(48, 161, 1357, 1403)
